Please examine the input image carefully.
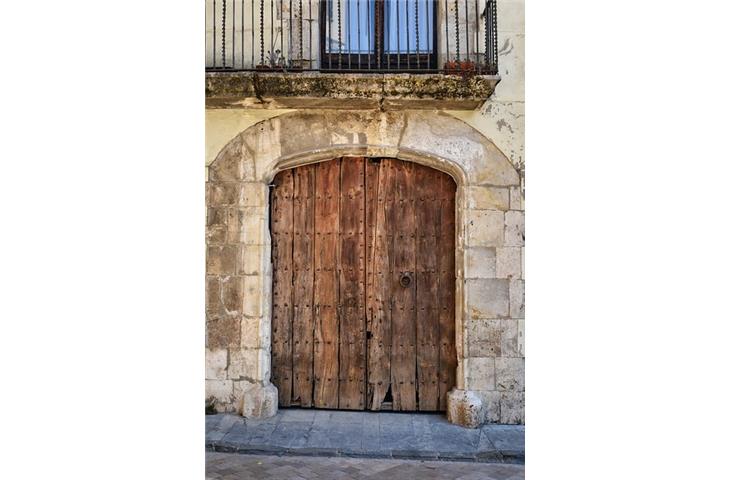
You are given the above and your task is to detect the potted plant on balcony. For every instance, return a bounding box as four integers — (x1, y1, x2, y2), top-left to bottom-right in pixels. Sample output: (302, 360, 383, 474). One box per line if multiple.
(444, 59, 476, 77)
(255, 31, 303, 72)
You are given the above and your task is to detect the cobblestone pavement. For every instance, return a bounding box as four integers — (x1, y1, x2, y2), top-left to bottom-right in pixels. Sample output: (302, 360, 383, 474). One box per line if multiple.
(206, 411, 524, 463)
(206, 452, 525, 479)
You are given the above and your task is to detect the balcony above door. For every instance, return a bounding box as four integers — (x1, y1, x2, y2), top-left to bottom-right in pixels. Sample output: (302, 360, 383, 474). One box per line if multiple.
(205, 0, 500, 110)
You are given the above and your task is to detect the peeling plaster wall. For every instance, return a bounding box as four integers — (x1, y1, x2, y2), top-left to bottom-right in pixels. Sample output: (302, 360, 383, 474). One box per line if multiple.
(449, 0, 525, 179)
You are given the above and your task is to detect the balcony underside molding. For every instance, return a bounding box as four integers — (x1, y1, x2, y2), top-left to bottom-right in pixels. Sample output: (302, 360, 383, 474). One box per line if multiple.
(205, 72, 500, 111)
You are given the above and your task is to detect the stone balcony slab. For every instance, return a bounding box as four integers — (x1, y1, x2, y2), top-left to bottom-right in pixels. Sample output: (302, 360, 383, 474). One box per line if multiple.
(205, 71, 500, 110)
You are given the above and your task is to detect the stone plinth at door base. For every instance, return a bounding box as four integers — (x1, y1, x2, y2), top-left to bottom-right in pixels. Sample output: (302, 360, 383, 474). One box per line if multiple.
(240, 384, 278, 419)
(447, 389, 486, 428)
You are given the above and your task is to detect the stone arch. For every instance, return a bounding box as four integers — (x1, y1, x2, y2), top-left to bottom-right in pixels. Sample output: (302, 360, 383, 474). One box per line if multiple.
(206, 110, 524, 426)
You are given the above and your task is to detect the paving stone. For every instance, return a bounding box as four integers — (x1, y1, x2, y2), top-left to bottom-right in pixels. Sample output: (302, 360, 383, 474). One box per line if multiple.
(484, 424, 526, 458)
(208, 453, 525, 480)
(207, 411, 524, 464)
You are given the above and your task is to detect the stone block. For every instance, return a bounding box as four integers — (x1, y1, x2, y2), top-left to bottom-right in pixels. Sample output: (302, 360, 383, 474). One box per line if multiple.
(206, 379, 235, 412)
(500, 319, 520, 358)
(242, 275, 264, 317)
(518, 319, 525, 357)
(220, 275, 243, 314)
(466, 210, 504, 247)
(496, 247, 521, 279)
(500, 392, 525, 424)
(239, 182, 267, 207)
(465, 186, 509, 211)
(207, 182, 239, 206)
(495, 357, 525, 392)
(229, 207, 267, 245)
(228, 348, 260, 381)
(446, 389, 485, 428)
(206, 315, 241, 349)
(241, 244, 265, 275)
(240, 383, 278, 419)
(465, 247, 496, 279)
(477, 390, 502, 424)
(464, 357, 495, 391)
(467, 318, 501, 357)
(206, 348, 228, 380)
(240, 316, 265, 349)
(509, 279, 525, 319)
(209, 136, 244, 182)
(206, 245, 238, 276)
(510, 186, 523, 211)
(232, 379, 256, 415)
(504, 210, 525, 246)
(206, 225, 227, 244)
(466, 279, 510, 319)
(206, 276, 221, 315)
(206, 207, 227, 227)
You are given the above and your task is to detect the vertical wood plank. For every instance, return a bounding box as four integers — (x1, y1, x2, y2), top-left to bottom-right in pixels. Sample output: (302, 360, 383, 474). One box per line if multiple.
(338, 157, 367, 410)
(313, 159, 341, 409)
(390, 160, 417, 411)
(271, 169, 294, 406)
(415, 166, 441, 411)
(291, 165, 316, 407)
(366, 158, 393, 410)
(438, 173, 457, 410)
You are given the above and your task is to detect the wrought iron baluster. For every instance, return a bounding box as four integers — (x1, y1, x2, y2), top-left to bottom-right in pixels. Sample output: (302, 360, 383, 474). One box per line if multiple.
(260, 0, 265, 65)
(233, 0, 236, 68)
(491, 0, 498, 73)
(357, 0, 361, 69)
(444, 0, 450, 66)
(222, 0, 227, 67)
(213, 0, 217, 67)
(367, 0, 371, 69)
(252, 0, 255, 68)
(475, 0, 480, 71)
(454, 0, 460, 61)
(338, 0, 342, 68)
(395, 0, 400, 69)
(406, 0, 410, 69)
(464, 0, 469, 63)
(299, 0, 303, 63)
(348, 0, 352, 69)
(415, 0, 419, 63)
(426, 0, 431, 68)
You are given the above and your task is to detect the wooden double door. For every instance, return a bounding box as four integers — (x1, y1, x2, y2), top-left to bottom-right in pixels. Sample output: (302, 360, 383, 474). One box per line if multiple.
(270, 157, 456, 411)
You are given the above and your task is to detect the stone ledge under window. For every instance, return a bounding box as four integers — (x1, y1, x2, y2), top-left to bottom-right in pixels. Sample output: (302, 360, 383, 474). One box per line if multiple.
(205, 71, 500, 110)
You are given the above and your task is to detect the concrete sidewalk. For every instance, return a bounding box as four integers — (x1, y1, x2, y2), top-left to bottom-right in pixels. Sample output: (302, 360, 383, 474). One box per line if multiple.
(206, 410, 524, 463)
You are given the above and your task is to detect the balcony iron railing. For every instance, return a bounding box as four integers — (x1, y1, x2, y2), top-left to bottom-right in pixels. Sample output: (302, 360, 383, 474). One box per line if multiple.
(205, 0, 498, 74)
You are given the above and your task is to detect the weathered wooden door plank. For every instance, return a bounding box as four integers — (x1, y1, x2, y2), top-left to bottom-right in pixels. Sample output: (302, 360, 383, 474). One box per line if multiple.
(271, 169, 294, 407)
(389, 160, 418, 411)
(437, 174, 457, 410)
(415, 166, 441, 411)
(313, 159, 341, 409)
(292, 165, 316, 407)
(366, 158, 393, 410)
(338, 157, 367, 410)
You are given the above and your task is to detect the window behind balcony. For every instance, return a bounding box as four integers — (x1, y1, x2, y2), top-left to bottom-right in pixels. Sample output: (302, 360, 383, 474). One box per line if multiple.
(322, 0, 436, 71)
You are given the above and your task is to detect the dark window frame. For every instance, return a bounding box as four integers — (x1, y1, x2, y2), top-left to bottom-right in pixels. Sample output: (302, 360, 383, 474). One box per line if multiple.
(319, 0, 438, 72)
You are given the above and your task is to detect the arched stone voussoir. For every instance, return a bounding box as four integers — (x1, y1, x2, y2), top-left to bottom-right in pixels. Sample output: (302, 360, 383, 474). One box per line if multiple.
(400, 111, 520, 187)
(210, 110, 520, 188)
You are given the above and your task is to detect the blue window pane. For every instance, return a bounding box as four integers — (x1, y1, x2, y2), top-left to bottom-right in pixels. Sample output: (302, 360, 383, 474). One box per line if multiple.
(385, 0, 433, 53)
(325, 0, 433, 55)
(326, 0, 376, 53)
